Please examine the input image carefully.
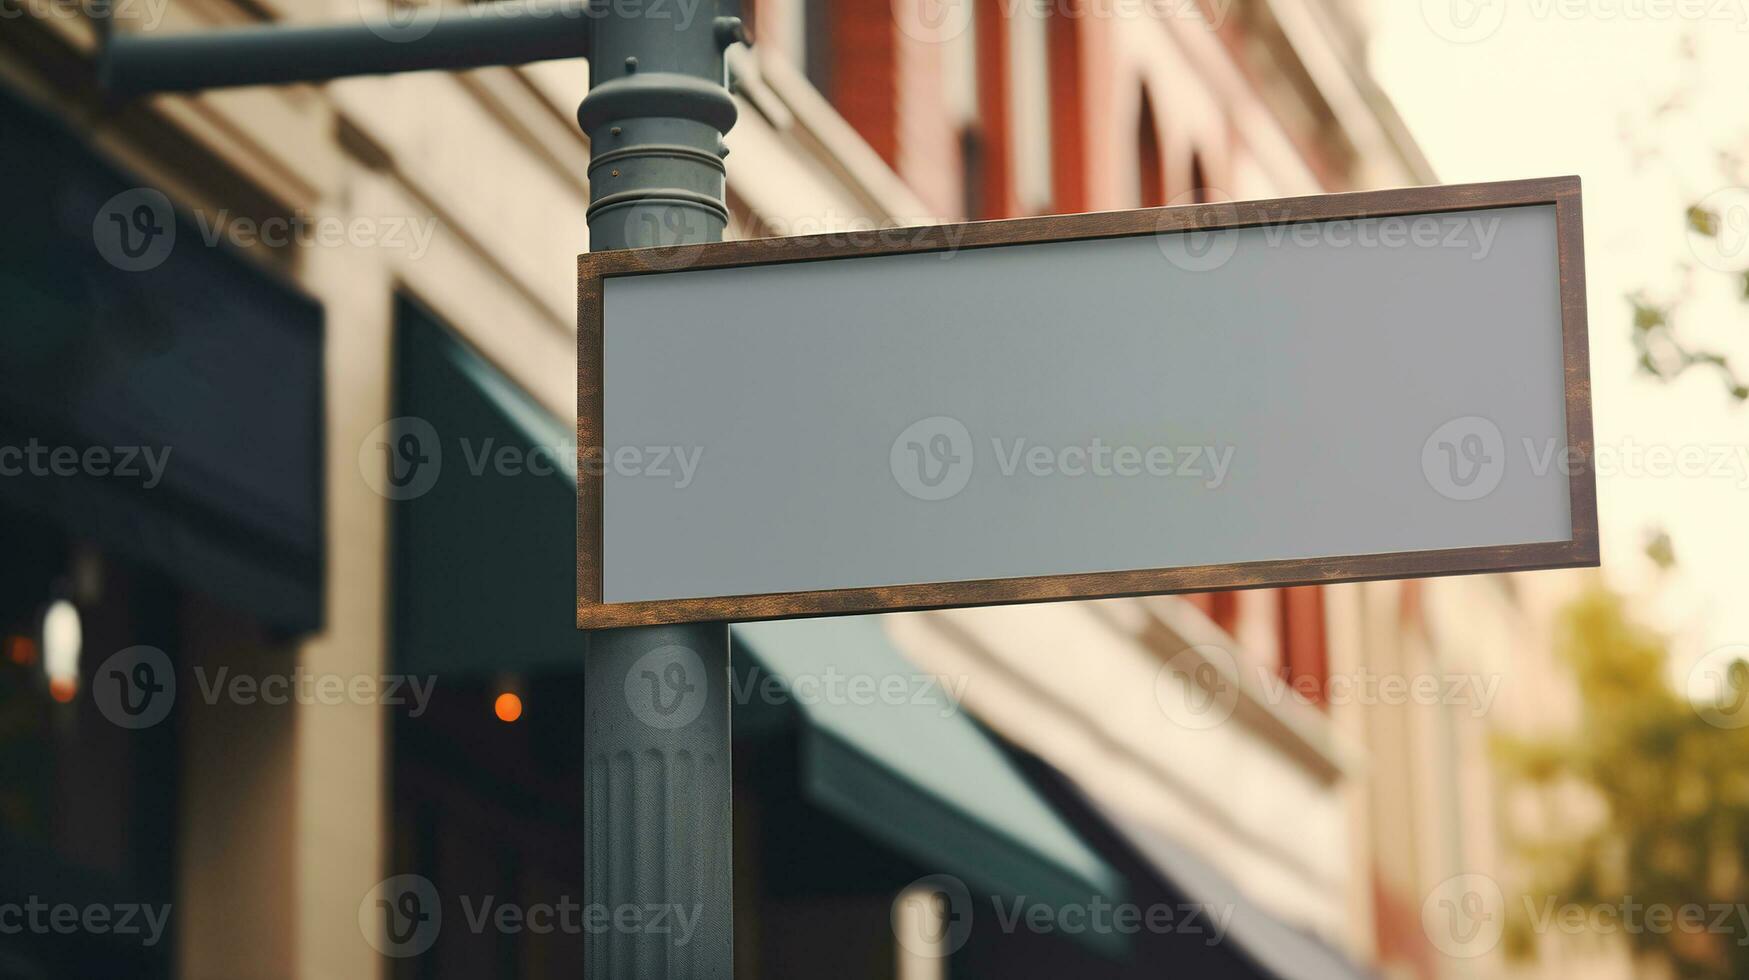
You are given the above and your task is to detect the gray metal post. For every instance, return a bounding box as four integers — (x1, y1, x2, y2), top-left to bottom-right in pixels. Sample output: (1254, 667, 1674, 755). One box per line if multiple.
(579, 5, 742, 978)
(98, 0, 593, 93)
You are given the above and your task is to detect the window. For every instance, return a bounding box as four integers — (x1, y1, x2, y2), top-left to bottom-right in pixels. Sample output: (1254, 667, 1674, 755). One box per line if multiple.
(1137, 88, 1165, 208)
(1190, 151, 1212, 204)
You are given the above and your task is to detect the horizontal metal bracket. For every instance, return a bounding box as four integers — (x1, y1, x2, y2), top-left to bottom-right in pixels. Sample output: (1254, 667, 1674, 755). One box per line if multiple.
(98, 0, 593, 95)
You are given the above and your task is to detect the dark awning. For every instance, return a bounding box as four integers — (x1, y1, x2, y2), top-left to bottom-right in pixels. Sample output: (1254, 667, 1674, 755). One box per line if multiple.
(0, 87, 324, 633)
(390, 296, 582, 675)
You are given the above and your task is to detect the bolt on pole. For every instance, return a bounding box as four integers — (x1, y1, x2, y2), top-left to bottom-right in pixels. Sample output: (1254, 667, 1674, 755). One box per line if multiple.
(579, 3, 742, 978)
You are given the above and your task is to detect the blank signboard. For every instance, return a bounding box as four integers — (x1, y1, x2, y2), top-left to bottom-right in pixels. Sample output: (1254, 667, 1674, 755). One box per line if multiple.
(577, 177, 1595, 628)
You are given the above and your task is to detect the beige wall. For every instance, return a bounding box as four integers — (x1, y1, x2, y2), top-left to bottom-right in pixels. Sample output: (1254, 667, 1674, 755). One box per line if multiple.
(3, 3, 1439, 976)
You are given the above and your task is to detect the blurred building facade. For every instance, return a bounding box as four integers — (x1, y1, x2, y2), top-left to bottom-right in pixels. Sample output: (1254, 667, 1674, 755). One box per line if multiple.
(0, 0, 1616, 978)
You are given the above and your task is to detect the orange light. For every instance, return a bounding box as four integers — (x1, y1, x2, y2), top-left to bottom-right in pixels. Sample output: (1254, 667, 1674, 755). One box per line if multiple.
(6, 636, 36, 666)
(494, 692, 523, 723)
(48, 676, 77, 703)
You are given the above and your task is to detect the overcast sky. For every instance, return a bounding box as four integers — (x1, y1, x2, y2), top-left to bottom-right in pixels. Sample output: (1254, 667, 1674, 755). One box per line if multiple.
(1370, 5, 1749, 681)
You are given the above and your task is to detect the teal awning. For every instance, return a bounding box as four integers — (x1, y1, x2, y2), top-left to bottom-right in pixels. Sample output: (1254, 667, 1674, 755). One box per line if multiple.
(734, 616, 1127, 957)
(392, 307, 1128, 957)
(392, 297, 581, 675)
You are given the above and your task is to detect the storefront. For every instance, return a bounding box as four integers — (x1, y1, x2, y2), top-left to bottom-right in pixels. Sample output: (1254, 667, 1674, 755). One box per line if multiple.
(0, 84, 324, 978)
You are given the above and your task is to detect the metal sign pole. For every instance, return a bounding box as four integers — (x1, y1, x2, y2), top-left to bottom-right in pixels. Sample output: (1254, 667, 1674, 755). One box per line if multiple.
(100, 4, 745, 975)
(578, 9, 741, 979)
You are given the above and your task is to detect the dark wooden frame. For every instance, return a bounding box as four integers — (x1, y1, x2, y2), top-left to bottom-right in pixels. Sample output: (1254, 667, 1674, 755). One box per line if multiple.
(578, 176, 1597, 629)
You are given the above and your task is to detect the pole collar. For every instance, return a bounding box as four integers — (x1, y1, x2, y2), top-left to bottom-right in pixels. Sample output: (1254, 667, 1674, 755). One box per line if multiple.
(577, 71, 738, 135)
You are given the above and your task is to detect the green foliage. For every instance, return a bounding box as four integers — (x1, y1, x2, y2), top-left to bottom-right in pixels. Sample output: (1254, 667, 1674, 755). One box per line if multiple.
(1496, 588, 1749, 979)
(1628, 291, 1748, 404)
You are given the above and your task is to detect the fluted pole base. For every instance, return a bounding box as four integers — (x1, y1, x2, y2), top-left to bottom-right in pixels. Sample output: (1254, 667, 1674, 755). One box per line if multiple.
(584, 624, 732, 978)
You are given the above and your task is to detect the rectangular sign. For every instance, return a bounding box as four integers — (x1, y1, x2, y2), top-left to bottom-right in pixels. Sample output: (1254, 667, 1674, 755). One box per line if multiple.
(577, 177, 1596, 629)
